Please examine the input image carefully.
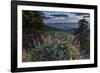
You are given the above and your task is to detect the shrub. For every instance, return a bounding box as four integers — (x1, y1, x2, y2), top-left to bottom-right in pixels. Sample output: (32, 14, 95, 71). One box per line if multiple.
(31, 40, 80, 61)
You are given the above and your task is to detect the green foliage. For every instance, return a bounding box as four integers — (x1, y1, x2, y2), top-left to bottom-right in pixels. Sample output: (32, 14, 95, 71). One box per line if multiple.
(30, 31, 80, 61)
(22, 11, 44, 31)
(22, 11, 45, 51)
(67, 44, 80, 60)
(74, 18, 90, 58)
(22, 10, 83, 62)
(31, 41, 80, 61)
(22, 49, 32, 62)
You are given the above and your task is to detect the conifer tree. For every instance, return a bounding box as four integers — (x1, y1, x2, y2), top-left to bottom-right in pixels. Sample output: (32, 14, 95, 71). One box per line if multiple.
(22, 11, 44, 52)
(74, 17, 90, 58)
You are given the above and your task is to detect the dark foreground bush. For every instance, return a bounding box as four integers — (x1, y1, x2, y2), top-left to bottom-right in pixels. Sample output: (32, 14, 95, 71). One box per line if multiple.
(31, 40, 80, 61)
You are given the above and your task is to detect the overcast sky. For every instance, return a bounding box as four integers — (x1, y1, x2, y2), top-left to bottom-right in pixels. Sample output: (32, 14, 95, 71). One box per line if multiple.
(43, 11, 90, 17)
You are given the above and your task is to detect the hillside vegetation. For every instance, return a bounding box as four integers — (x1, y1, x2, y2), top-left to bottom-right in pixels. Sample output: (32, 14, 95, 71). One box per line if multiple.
(22, 11, 90, 62)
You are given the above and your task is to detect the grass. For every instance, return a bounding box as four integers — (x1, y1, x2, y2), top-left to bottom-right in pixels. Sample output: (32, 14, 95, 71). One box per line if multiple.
(22, 31, 81, 62)
(22, 49, 32, 62)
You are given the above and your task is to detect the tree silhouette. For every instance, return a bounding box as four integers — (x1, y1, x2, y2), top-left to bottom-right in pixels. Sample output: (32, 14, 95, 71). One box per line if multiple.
(22, 11, 44, 31)
(74, 18, 90, 58)
(22, 11, 45, 53)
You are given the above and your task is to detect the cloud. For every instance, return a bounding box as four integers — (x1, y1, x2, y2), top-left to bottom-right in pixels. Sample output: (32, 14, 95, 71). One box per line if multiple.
(43, 11, 89, 17)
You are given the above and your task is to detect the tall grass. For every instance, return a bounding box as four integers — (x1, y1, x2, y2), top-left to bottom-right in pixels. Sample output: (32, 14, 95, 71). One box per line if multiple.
(22, 31, 81, 62)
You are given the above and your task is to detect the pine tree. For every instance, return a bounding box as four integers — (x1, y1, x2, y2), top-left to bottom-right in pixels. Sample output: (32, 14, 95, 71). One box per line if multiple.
(22, 11, 44, 53)
(74, 18, 90, 58)
(22, 11, 44, 31)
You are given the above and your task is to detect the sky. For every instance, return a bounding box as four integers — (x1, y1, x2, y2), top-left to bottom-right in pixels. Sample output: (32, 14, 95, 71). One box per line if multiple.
(43, 11, 90, 18)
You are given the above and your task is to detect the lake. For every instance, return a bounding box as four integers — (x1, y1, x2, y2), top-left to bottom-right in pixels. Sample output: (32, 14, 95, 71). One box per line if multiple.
(44, 23, 79, 31)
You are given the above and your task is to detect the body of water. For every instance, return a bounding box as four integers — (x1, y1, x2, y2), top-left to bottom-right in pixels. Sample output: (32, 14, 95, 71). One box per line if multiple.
(44, 23, 79, 31)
